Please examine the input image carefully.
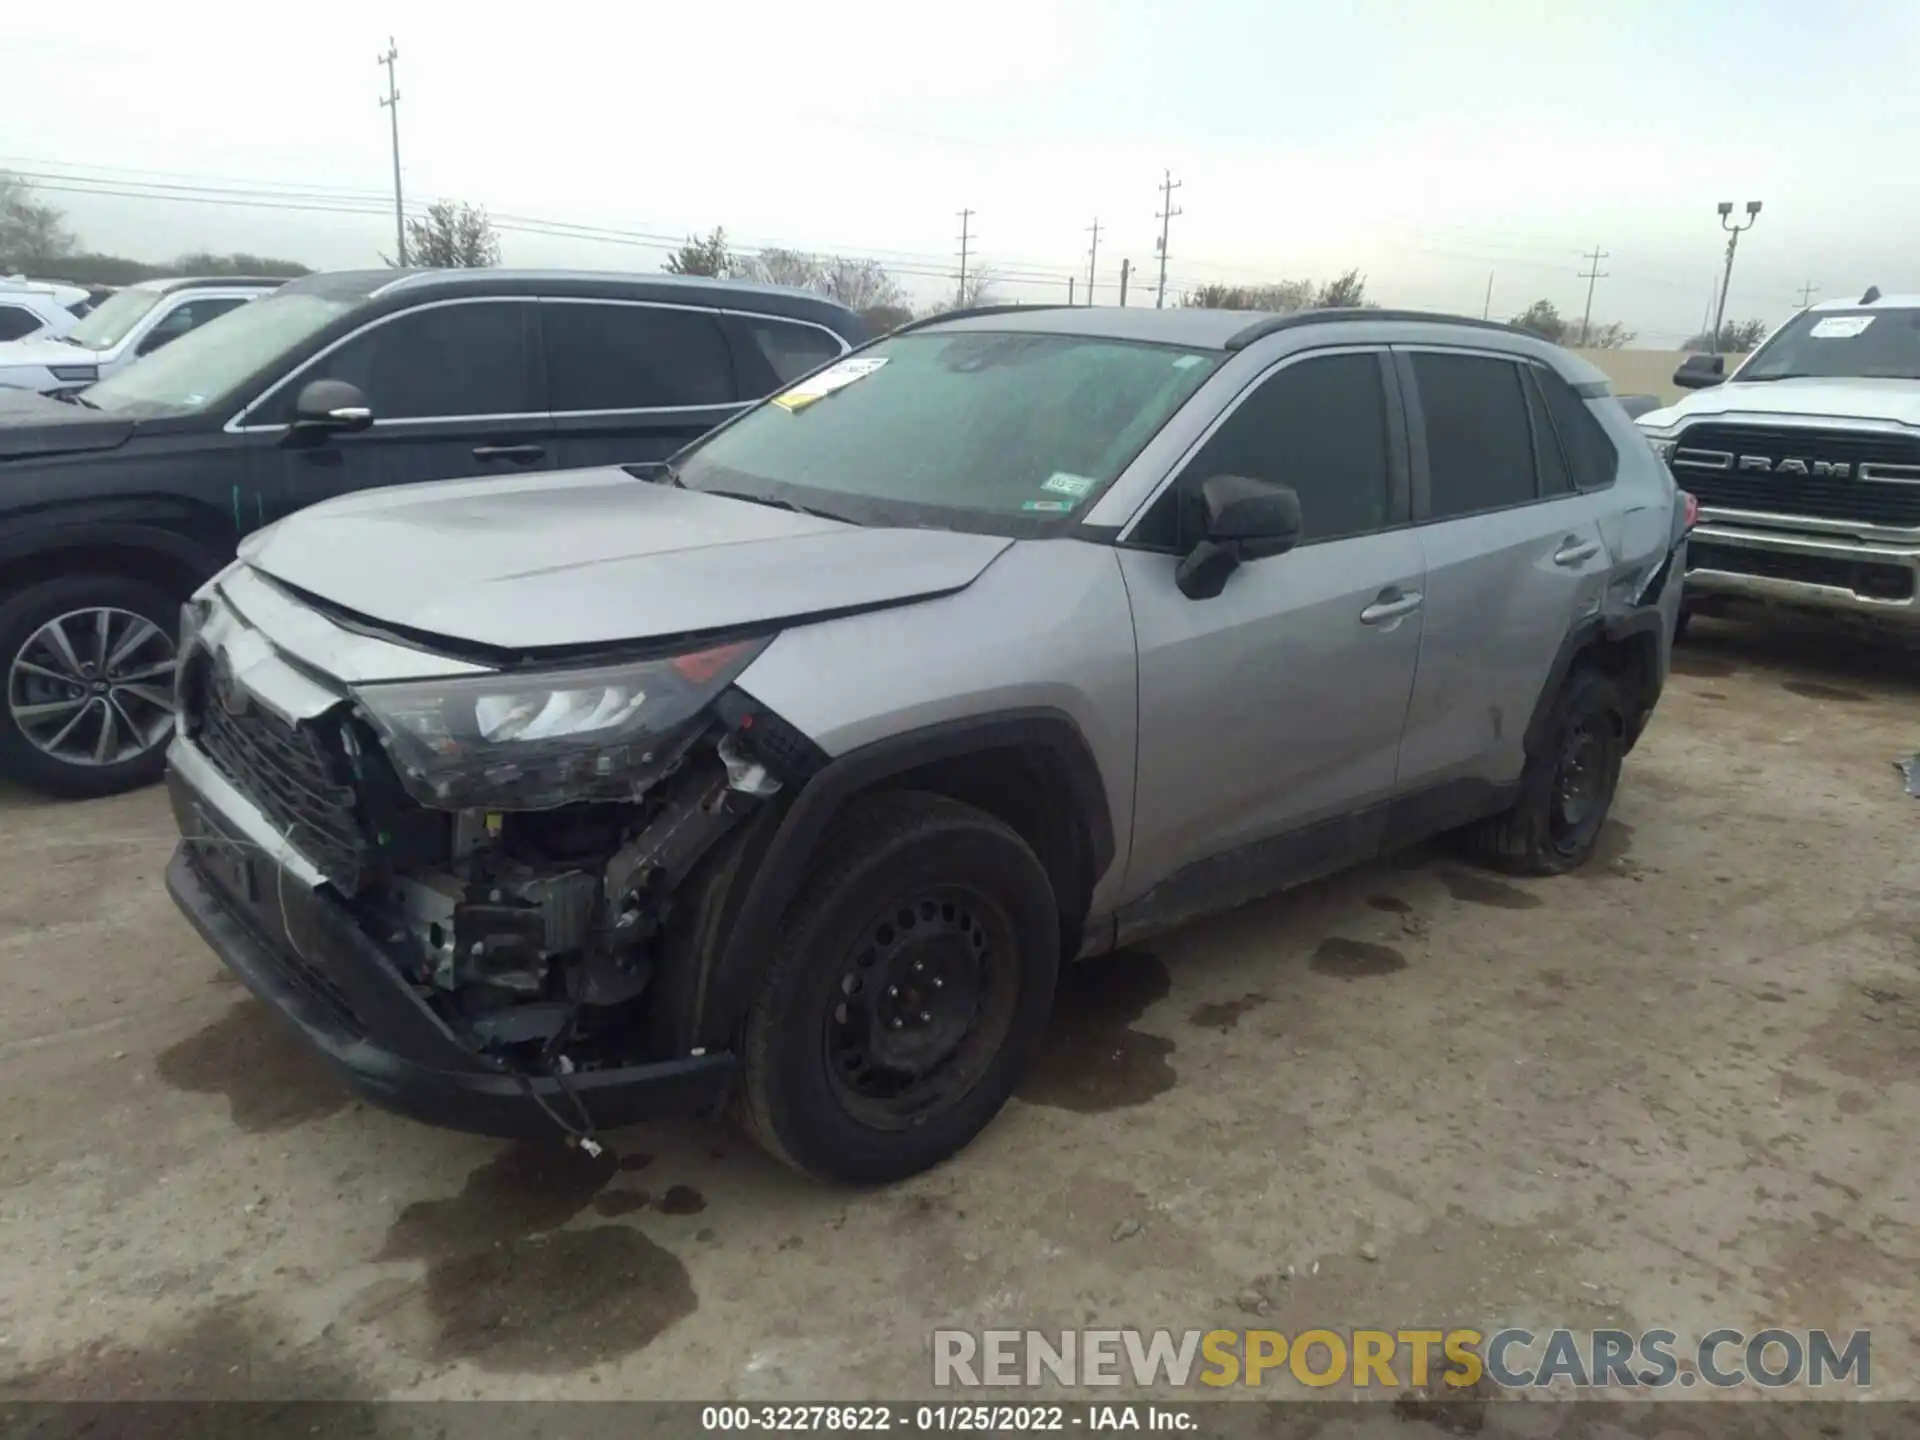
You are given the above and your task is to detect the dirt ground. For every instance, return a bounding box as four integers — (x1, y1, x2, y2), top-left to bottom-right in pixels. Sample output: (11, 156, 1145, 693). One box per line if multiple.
(0, 610, 1915, 1420)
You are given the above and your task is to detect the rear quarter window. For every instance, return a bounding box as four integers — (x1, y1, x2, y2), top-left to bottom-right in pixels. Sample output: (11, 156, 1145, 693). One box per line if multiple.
(1536, 367, 1620, 490)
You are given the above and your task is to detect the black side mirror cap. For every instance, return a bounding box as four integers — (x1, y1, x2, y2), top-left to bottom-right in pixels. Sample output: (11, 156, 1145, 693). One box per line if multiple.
(292, 378, 374, 434)
(1673, 354, 1726, 390)
(1176, 474, 1303, 599)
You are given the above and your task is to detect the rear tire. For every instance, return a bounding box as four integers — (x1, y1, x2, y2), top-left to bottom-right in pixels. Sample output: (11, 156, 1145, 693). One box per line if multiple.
(738, 790, 1060, 1185)
(1464, 667, 1624, 877)
(0, 573, 180, 800)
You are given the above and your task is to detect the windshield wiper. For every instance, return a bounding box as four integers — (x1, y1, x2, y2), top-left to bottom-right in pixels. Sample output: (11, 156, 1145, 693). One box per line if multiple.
(1737, 373, 1813, 382)
(702, 487, 845, 522)
(49, 389, 100, 409)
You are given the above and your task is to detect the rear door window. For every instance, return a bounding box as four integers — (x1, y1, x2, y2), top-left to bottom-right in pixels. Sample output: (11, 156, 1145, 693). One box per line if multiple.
(1412, 351, 1539, 519)
(1533, 365, 1620, 491)
(543, 301, 735, 412)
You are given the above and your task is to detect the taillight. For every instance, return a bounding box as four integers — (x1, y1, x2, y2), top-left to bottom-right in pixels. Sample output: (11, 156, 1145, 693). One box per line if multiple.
(1682, 492, 1699, 530)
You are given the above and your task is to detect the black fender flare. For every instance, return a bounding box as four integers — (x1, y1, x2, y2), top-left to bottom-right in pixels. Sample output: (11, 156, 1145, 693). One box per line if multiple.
(1523, 604, 1667, 757)
(694, 707, 1116, 1046)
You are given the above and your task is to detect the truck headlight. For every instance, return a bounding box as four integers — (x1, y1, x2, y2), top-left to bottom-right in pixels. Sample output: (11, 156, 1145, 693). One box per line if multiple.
(353, 638, 769, 809)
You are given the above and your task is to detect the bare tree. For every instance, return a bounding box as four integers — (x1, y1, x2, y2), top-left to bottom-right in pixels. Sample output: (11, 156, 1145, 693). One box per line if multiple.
(664, 227, 732, 277)
(1313, 268, 1370, 308)
(1683, 319, 1768, 353)
(398, 200, 501, 268)
(730, 247, 824, 289)
(0, 171, 77, 271)
(956, 265, 998, 308)
(1579, 321, 1637, 350)
(1509, 298, 1569, 344)
(819, 257, 908, 314)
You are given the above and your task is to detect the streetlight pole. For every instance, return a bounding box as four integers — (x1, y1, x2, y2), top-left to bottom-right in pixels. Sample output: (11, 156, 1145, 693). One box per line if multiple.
(1710, 200, 1761, 354)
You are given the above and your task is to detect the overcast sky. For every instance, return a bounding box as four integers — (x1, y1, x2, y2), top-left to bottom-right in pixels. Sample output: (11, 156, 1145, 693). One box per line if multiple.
(6, 0, 1917, 342)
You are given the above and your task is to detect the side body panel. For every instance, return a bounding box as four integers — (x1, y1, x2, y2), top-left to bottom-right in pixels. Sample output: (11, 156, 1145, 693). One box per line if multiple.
(731, 538, 1140, 914)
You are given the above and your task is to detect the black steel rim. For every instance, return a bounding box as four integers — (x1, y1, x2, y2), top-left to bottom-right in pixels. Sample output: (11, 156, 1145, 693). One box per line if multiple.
(1550, 720, 1606, 840)
(823, 885, 1020, 1130)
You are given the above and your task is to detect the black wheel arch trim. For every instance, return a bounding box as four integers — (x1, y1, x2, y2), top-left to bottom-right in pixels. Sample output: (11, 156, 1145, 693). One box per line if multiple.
(0, 516, 229, 593)
(1524, 604, 1665, 757)
(695, 707, 1116, 1046)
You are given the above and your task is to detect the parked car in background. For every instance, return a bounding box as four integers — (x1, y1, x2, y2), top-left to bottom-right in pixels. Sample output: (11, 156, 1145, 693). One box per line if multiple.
(0, 267, 868, 798)
(1638, 287, 1920, 635)
(0, 277, 92, 345)
(161, 305, 1686, 1182)
(0, 275, 282, 396)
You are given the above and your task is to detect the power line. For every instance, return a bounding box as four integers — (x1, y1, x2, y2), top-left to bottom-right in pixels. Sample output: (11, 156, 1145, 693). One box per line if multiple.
(1577, 245, 1609, 345)
(1154, 169, 1182, 309)
(377, 39, 405, 266)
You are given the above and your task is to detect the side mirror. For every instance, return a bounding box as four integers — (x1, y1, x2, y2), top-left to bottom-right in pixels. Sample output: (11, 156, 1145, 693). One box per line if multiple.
(1175, 474, 1303, 601)
(291, 378, 374, 434)
(1673, 353, 1725, 390)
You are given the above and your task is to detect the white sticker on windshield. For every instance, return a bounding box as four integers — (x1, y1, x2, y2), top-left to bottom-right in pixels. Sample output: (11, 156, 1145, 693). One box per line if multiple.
(771, 356, 889, 412)
(1172, 354, 1207, 369)
(1041, 472, 1095, 498)
(1809, 315, 1874, 339)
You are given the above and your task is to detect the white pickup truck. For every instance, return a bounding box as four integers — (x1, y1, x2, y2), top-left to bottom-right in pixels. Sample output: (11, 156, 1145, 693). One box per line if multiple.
(0, 274, 280, 395)
(1636, 287, 1920, 634)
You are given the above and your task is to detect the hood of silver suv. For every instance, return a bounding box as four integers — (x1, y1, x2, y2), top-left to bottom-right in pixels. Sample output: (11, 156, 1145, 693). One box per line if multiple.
(238, 466, 1012, 651)
(1639, 376, 1920, 432)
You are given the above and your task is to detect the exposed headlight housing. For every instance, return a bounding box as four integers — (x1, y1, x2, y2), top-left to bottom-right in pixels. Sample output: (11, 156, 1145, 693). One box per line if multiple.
(47, 365, 99, 384)
(353, 638, 769, 809)
(1645, 436, 1676, 464)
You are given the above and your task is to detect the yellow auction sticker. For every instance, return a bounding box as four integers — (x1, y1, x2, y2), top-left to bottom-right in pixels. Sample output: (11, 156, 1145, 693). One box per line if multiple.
(771, 356, 890, 412)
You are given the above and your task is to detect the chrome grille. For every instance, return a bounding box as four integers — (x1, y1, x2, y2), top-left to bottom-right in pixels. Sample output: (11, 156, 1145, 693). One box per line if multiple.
(1673, 424, 1920, 527)
(186, 655, 368, 892)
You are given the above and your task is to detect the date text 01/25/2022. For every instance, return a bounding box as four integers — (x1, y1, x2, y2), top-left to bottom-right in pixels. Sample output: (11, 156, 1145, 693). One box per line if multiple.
(699, 1403, 1197, 1431)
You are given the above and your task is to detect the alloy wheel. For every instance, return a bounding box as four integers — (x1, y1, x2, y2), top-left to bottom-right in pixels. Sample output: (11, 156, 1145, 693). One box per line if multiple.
(7, 607, 178, 768)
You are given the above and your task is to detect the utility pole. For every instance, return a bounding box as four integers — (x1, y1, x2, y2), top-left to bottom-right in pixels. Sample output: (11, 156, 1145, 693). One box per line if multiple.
(1795, 280, 1819, 308)
(1119, 258, 1131, 307)
(955, 208, 974, 308)
(1085, 218, 1101, 306)
(377, 38, 406, 267)
(1710, 200, 1762, 354)
(1068, 276, 1076, 306)
(1483, 272, 1494, 320)
(1577, 245, 1609, 346)
(1154, 169, 1182, 309)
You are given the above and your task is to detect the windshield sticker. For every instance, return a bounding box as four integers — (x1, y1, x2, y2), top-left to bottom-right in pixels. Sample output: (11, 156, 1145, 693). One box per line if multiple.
(771, 356, 889, 412)
(1809, 315, 1874, 339)
(1022, 499, 1076, 513)
(1172, 354, 1207, 369)
(1041, 472, 1095, 498)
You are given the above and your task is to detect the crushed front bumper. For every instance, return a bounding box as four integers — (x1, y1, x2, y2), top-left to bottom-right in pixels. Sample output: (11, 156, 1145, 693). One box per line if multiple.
(1685, 514, 1920, 628)
(163, 738, 735, 1138)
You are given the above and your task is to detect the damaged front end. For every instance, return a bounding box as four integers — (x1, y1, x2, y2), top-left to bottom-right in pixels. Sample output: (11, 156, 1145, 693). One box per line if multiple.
(169, 579, 817, 1132)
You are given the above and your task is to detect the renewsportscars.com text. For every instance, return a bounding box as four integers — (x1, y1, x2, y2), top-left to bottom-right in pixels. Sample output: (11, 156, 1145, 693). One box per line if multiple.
(932, 1327, 1871, 1390)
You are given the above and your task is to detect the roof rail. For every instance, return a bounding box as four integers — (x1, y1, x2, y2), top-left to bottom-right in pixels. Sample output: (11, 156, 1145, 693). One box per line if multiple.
(1860, 285, 1882, 304)
(1225, 307, 1520, 351)
(892, 302, 1072, 336)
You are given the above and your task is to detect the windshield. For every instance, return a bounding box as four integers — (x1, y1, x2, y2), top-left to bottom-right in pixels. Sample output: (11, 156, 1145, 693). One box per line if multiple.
(84, 291, 360, 414)
(674, 330, 1222, 532)
(1738, 307, 1920, 382)
(62, 289, 162, 350)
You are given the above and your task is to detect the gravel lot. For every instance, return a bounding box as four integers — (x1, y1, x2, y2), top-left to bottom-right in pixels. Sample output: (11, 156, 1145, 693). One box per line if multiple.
(0, 612, 1914, 1416)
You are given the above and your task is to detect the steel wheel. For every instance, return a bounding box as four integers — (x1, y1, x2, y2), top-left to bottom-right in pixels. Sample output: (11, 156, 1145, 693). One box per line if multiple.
(7, 606, 177, 768)
(1550, 720, 1605, 837)
(823, 883, 1022, 1131)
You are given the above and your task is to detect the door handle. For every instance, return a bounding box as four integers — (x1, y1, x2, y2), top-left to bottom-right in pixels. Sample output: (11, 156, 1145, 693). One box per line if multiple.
(471, 443, 546, 463)
(1553, 537, 1601, 567)
(1360, 589, 1423, 625)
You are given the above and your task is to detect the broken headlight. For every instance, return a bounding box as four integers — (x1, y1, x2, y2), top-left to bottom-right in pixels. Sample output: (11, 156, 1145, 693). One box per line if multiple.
(353, 638, 769, 809)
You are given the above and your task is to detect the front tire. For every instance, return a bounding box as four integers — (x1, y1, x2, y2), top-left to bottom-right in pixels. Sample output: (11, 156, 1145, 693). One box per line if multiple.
(1464, 666, 1625, 877)
(738, 791, 1060, 1184)
(0, 574, 180, 800)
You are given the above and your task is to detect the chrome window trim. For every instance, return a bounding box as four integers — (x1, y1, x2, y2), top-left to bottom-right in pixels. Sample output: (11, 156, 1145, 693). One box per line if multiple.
(225, 294, 850, 433)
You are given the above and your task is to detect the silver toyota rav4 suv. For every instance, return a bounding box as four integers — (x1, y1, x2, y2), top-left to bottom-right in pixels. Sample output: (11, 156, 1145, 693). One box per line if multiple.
(164, 306, 1688, 1183)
